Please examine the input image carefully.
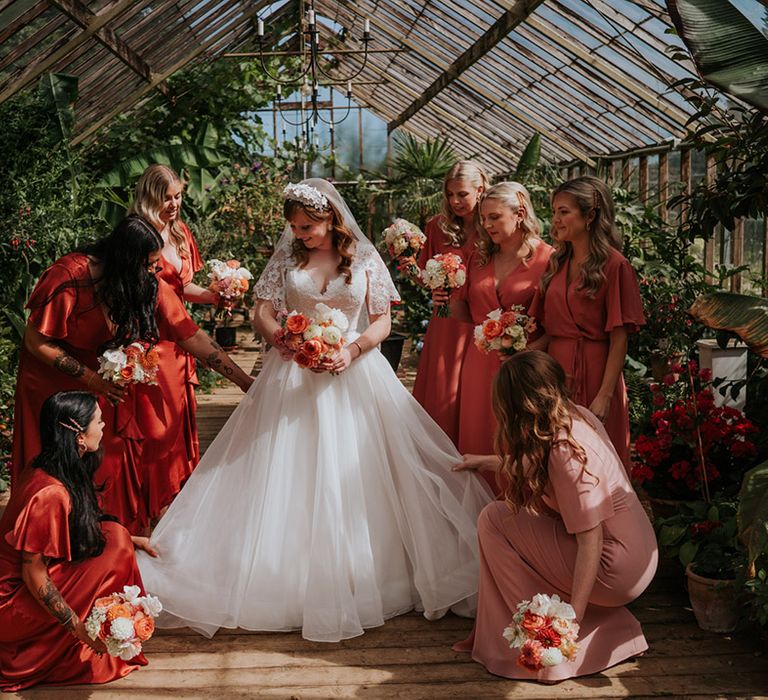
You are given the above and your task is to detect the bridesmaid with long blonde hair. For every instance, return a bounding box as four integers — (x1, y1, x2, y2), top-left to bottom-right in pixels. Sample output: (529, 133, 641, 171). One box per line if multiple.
(412, 160, 489, 445)
(532, 176, 644, 471)
(128, 164, 218, 522)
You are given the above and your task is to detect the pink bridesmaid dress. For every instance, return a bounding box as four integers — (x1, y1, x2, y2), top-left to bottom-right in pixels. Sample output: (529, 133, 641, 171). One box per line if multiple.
(456, 241, 552, 495)
(412, 215, 477, 445)
(455, 405, 658, 682)
(532, 248, 644, 470)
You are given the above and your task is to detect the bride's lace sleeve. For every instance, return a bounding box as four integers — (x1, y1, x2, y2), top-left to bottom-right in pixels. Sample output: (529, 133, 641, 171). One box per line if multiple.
(253, 247, 289, 314)
(362, 247, 401, 315)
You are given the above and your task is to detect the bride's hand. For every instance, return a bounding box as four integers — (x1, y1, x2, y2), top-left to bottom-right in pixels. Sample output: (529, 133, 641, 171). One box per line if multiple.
(453, 454, 502, 472)
(328, 348, 353, 374)
(131, 536, 159, 557)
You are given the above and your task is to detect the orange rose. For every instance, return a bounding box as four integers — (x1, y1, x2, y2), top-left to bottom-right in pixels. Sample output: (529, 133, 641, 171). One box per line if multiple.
(482, 319, 503, 340)
(520, 611, 548, 633)
(499, 311, 518, 327)
(143, 349, 160, 367)
(106, 604, 133, 621)
(240, 279, 249, 291)
(285, 314, 310, 334)
(124, 345, 142, 358)
(134, 616, 155, 641)
(294, 350, 318, 369)
(226, 259, 240, 268)
(283, 333, 304, 352)
(119, 365, 135, 381)
(302, 338, 325, 359)
(94, 595, 119, 608)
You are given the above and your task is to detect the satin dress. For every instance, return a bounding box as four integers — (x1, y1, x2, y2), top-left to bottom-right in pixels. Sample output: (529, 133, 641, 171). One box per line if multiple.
(12, 253, 199, 532)
(0, 469, 148, 691)
(531, 248, 645, 470)
(136, 222, 204, 519)
(412, 215, 477, 445)
(456, 242, 552, 495)
(455, 406, 658, 682)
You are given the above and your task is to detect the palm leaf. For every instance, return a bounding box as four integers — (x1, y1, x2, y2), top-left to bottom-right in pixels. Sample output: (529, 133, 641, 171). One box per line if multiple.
(37, 73, 78, 143)
(390, 133, 456, 181)
(688, 291, 768, 357)
(513, 132, 541, 181)
(667, 0, 768, 111)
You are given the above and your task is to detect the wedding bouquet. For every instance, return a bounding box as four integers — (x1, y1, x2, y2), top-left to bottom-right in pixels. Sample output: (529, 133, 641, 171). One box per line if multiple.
(275, 303, 349, 371)
(503, 593, 579, 671)
(84, 585, 162, 660)
(380, 218, 426, 277)
(98, 342, 160, 385)
(474, 306, 537, 357)
(207, 259, 253, 303)
(420, 252, 467, 318)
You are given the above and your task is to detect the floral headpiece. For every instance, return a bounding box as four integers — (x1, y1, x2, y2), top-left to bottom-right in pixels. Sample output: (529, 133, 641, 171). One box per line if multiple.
(283, 183, 330, 211)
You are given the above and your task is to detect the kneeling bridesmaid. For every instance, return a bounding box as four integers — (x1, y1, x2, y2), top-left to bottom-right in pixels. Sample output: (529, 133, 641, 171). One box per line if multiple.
(0, 392, 156, 692)
(454, 352, 657, 682)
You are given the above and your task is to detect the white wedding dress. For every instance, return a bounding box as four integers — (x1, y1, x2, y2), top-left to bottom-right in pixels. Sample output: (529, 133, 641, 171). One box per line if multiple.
(137, 182, 493, 643)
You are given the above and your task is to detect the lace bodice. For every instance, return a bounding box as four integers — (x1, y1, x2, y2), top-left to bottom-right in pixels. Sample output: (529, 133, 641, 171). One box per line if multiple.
(254, 247, 400, 335)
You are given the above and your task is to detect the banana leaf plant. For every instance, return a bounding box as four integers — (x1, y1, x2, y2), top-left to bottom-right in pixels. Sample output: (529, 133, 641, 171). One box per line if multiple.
(739, 459, 768, 576)
(688, 292, 768, 358)
(666, 0, 768, 112)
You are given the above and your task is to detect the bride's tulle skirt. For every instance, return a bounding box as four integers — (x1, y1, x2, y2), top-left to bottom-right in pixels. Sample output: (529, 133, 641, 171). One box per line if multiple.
(137, 345, 493, 642)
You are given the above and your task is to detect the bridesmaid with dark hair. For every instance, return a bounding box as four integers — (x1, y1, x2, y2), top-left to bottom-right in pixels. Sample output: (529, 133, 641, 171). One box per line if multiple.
(12, 216, 254, 532)
(0, 391, 156, 691)
(129, 164, 218, 521)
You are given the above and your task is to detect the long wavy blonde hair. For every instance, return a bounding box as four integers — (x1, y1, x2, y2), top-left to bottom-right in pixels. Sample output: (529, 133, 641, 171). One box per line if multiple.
(439, 160, 489, 247)
(475, 181, 542, 266)
(492, 351, 595, 514)
(283, 199, 355, 285)
(129, 164, 188, 259)
(540, 175, 621, 298)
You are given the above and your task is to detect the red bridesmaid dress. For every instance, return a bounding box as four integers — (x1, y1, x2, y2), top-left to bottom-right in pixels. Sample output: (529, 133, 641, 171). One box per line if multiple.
(412, 216, 477, 444)
(0, 468, 148, 691)
(136, 222, 204, 519)
(11, 253, 200, 533)
(457, 242, 552, 495)
(532, 248, 645, 470)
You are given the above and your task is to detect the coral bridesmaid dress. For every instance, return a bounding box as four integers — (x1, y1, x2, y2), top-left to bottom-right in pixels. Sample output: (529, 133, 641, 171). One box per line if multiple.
(0, 468, 148, 691)
(457, 242, 552, 494)
(532, 248, 644, 470)
(136, 222, 204, 519)
(412, 216, 477, 444)
(455, 405, 658, 682)
(12, 253, 199, 532)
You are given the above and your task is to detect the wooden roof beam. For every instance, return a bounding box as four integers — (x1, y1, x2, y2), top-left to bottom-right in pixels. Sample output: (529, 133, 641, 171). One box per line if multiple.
(0, 0, 143, 102)
(387, 0, 545, 131)
(47, 0, 169, 97)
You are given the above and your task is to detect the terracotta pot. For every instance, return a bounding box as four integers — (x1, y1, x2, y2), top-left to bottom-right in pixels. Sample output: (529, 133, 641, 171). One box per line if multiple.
(685, 564, 740, 633)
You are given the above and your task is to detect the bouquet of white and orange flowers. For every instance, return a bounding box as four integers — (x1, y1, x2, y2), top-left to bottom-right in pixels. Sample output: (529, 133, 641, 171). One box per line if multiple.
(420, 252, 467, 318)
(206, 259, 253, 304)
(380, 219, 426, 278)
(84, 585, 162, 660)
(98, 342, 160, 385)
(274, 304, 348, 372)
(503, 593, 579, 671)
(474, 306, 537, 357)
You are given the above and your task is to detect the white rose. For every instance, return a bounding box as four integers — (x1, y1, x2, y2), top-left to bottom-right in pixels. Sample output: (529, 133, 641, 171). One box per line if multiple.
(322, 326, 342, 345)
(502, 624, 526, 649)
(548, 595, 577, 620)
(474, 325, 485, 342)
(122, 585, 142, 604)
(527, 593, 552, 616)
(487, 308, 502, 321)
(117, 641, 143, 661)
(425, 259, 441, 273)
(540, 647, 564, 667)
(140, 595, 163, 617)
(454, 269, 466, 286)
(109, 617, 135, 641)
(101, 349, 127, 369)
(303, 325, 323, 339)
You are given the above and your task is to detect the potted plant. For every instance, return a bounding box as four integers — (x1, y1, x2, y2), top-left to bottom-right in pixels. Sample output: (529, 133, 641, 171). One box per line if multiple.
(657, 499, 743, 632)
(632, 360, 759, 509)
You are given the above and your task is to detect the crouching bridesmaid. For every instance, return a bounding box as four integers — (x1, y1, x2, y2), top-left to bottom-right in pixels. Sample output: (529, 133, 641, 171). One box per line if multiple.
(0, 391, 157, 691)
(454, 352, 657, 682)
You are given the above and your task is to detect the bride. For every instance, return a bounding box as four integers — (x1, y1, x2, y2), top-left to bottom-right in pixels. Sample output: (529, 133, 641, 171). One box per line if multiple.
(136, 179, 493, 642)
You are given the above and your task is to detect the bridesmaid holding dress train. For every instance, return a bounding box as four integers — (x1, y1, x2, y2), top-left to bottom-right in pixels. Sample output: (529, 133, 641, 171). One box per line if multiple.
(412, 160, 488, 444)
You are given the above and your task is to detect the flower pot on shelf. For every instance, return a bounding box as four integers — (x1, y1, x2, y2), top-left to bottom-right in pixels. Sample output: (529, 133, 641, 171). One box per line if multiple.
(214, 326, 238, 350)
(685, 564, 740, 633)
(380, 332, 408, 373)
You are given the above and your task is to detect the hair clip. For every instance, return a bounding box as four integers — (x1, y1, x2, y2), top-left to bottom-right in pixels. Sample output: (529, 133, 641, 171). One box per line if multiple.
(515, 190, 527, 211)
(592, 189, 600, 210)
(59, 418, 84, 434)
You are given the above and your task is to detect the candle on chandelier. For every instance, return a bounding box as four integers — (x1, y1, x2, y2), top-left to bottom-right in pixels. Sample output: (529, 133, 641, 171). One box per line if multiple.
(347, 81, 352, 96)
(257, 18, 264, 37)
(307, 9, 315, 26)
(276, 85, 281, 99)
(364, 18, 370, 34)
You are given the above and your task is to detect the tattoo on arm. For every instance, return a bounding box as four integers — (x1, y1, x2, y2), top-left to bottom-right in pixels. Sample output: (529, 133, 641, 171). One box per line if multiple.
(38, 577, 77, 632)
(45, 343, 85, 378)
(204, 340, 234, 376)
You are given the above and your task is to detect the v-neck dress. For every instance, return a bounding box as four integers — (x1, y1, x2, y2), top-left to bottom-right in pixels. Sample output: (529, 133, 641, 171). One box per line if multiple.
(11, 253, 199, 533)
(530, 248, 644, 470)
(412, 216, 477, 445)
(135, 222, 204, 520)
(456, 242, 552, 495)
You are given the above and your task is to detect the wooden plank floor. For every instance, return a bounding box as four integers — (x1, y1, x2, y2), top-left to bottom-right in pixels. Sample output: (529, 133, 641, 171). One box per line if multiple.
(6, 333, 768, 699)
